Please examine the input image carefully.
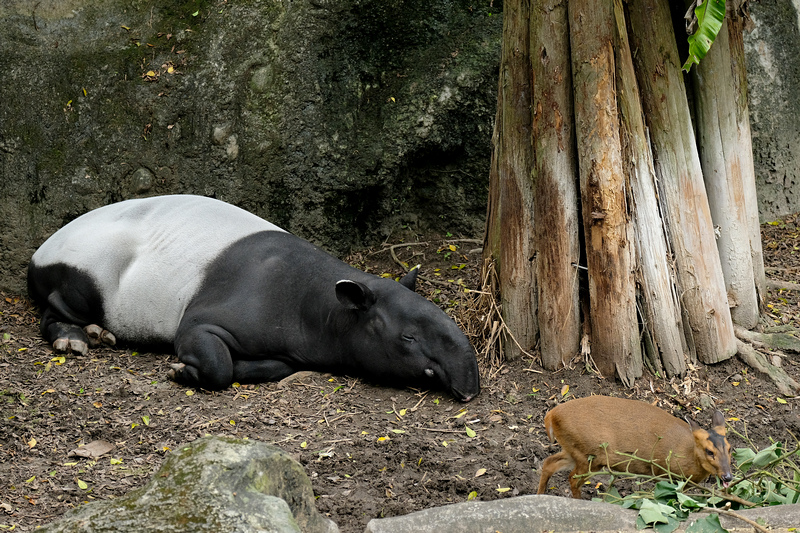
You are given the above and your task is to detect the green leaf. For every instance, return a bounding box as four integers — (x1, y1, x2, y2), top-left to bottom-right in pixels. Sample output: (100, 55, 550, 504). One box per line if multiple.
(77, 479, 88, 490)
(752, 442, 782, 468)
(732, 447, 756, 472)
(653, 480, 679, 500)
(465, 426, 477, 438)
(685, 513, 726, 533)
(682, 0, 726, 72)
(676, 492, 706, 510)
(142, 415, 150, 426)
(604, 485, 623, 503)
(729, 478, 755, 499)
(638, 499, 673, 526)
(653, 516, 681, 533)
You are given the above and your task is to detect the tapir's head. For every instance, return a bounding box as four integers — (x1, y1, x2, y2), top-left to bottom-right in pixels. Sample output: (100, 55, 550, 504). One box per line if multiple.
(333, 269, 481, 401)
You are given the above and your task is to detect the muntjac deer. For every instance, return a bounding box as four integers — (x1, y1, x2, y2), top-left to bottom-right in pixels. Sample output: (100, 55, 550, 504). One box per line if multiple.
(537, 395, 733, 498)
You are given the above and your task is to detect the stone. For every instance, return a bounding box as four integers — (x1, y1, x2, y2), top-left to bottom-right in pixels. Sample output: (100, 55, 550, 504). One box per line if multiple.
(130, 168, 154, 194)
(38, 436, 338, 533)
(364, 494, 800, 533)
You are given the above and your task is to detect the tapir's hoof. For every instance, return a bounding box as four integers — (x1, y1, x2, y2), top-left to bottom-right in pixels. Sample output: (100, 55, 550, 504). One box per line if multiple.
(167, 363, 185, 381)
(53, 338, 88, 356)
(84, 325, 116, 347)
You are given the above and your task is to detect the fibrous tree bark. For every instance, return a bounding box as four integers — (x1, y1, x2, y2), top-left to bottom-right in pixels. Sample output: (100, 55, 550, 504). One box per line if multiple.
(690, 0, 765, 328)
(626, 0, 737, 365)
(530, 0, 581, 370)
(613, 0, 686, 378)
(568, 0, 640, 384)
(484, 0, 537, 360)
(484, 0, 763, 385)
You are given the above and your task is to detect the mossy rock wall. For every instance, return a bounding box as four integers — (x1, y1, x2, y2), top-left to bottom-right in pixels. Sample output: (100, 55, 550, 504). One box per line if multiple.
(743, 0, 800, 221)
(0, 0, 501, 292)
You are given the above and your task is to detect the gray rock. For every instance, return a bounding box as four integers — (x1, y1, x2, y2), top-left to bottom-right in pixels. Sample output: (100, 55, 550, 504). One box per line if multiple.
(130, 167, 155, 194)
(39, 436, 338, 533)
(364, 496, 639, 533)
(364, 494, 800, 533)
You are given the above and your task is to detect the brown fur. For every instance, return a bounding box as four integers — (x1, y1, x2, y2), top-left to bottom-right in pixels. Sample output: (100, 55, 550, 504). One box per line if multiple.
(536, 395, 732, 498)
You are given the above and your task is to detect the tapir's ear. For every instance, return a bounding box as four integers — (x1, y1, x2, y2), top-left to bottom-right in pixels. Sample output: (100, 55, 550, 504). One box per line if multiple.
(336, 280, 376, 311)
(399, 265, 421, 291)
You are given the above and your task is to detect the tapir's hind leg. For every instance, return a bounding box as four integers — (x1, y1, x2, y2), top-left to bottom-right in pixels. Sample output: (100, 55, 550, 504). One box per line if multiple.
(34, 284, 114, 355)
(41, 308, 91, 355)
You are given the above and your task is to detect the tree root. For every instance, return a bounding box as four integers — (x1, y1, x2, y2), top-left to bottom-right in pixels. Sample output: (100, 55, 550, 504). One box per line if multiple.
(734, 337, 800, 397)
(386, 242, 465, 288)
(766, 278, 800, 292)
(734, 325, 800, 353)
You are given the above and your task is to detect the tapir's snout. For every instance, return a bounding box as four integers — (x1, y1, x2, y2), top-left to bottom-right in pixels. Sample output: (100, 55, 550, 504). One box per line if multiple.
(456, 391, 477, 402)
(447, 354, 481, 402)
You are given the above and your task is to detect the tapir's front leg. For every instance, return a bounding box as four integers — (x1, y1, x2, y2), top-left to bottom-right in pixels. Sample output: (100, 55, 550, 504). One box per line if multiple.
(231, 359, 296, 384)
(170, 326, 235, 390)
(169, 324, 296, 390)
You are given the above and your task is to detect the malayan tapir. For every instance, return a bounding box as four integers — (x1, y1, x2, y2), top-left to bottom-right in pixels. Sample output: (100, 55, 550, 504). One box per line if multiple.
(27, 195, 480, 401)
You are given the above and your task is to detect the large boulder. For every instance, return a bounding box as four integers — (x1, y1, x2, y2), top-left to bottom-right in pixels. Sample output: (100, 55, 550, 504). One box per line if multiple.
(38, 436, 338, 533)
(0, 0, 501, 292)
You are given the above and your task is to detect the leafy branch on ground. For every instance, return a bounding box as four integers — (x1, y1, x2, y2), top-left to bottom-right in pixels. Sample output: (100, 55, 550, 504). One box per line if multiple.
(727, 426, 800, 507)
(572, 433, 800, 533)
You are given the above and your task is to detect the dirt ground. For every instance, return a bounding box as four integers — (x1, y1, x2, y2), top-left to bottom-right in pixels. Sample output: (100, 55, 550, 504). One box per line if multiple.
(2, 219, 800, 532)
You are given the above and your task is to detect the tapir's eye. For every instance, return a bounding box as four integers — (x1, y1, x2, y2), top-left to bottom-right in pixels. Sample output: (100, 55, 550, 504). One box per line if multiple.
(402, 334, 415, 342)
